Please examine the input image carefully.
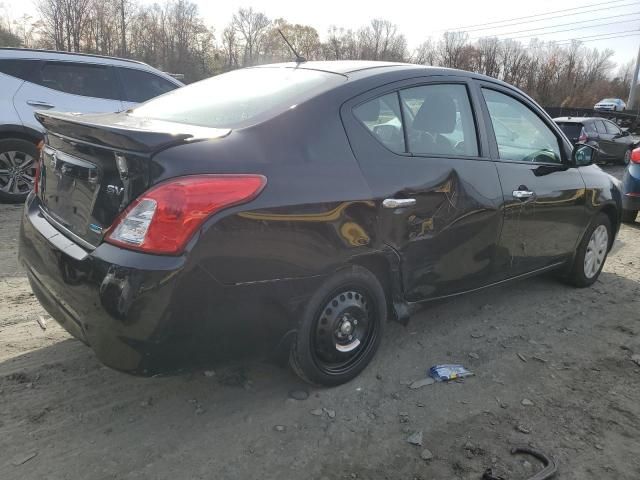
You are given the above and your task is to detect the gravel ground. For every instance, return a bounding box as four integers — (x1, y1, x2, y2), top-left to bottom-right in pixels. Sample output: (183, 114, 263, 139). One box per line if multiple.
(1, 166, 639, 480)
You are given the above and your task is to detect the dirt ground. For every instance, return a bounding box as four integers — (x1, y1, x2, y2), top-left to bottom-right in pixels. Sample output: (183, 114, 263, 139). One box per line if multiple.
(1, 165, 639, 480)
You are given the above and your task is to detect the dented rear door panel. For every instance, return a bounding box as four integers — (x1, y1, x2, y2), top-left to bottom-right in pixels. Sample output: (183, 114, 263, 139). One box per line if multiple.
(341, 76, 504, 302)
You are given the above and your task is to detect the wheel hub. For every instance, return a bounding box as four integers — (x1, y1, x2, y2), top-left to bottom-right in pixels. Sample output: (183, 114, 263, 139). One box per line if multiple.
(0, 150, 35, 194)
(313, 289, 374, 369)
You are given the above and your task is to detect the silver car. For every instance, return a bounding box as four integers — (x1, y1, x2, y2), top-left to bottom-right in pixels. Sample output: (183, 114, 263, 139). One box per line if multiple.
(0, 48, 183, 202)
(594, 98, 626, 112)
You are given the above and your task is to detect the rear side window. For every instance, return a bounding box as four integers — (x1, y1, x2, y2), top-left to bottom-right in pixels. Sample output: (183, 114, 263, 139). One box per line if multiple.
(131, 67, 345, 128)
(0, 59, 39, 81)
(594, 120, 607, 134)
(353, 93, 405, 154)
(118, 68, 178, 103)
(37, 62, 118, 100)
(482, 89, 561, 164)
(400, 84, 478, 157)
(604, 121, 620, 135)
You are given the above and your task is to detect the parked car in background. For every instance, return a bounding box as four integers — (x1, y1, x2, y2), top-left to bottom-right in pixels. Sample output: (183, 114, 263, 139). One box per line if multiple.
(20, 61, 621, 386)
(554, 117, 637, 165)
(0, 48, 183, 203)
(622, 147, 640, 223)
(594, 98, 626, 111)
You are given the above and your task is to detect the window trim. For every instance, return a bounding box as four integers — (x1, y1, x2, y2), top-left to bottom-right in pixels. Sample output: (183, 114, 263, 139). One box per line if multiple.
(36, 61, 122, 101)
(476, 82, 570, 166)
(345, 77, 488, 161)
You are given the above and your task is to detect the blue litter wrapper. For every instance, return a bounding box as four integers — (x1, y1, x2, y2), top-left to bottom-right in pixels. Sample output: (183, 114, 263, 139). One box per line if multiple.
(429, 364, 473, 381)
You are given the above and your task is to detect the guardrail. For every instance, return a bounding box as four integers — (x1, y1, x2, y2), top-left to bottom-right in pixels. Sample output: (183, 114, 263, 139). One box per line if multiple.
(544, 106, 640, 133)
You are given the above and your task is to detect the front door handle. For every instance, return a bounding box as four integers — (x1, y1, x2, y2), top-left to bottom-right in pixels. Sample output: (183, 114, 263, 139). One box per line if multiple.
(512, 189, 535, 200)
(27, 100, 55, 109)
(382, 198, 416, 208)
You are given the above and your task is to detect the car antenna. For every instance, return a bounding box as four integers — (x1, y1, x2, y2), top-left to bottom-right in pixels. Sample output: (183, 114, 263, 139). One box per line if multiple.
(277, 29, 306, 64)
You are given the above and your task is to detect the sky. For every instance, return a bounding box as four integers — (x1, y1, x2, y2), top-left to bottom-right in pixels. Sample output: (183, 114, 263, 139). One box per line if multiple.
(2, 0, 639, 68)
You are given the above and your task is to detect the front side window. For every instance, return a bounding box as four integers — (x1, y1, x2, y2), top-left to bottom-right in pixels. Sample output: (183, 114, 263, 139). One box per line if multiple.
(119, 68, 178, 103)
(353, 93, 405, 154)
(400, 84, 478, 157)
(594, 120, 607, 134)
(604, 121, 621, 135)
(38, 62, 118, 100)
(482, 89, 561, 164)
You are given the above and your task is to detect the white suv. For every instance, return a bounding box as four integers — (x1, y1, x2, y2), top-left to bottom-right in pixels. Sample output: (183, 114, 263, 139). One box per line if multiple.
(0, 48, 183, 202)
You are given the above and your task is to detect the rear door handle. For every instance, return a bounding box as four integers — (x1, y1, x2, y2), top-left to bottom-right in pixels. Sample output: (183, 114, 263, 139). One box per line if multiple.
(512, 189, 535, 200)
(27, 100, 55, 109)
(382, 198, 416, 208)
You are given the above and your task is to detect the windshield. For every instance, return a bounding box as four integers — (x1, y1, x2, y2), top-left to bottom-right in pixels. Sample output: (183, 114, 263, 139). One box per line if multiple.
(601, 98, 617, 103)
(130, 67, 345, 128)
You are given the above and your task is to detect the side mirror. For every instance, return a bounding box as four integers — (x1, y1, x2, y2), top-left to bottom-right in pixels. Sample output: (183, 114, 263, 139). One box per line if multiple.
(621, 129, 630, 137)
(573, 143, 598, 166)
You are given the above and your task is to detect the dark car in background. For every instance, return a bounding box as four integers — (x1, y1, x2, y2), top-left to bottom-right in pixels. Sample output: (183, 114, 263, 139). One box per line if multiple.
(554, 117, 636, 165)
(19, 61, 622, 386)
(622, 147, 640, 223)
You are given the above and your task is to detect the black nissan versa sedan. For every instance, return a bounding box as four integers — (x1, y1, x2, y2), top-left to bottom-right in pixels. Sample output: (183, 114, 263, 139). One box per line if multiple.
(19, 61, 622, 386)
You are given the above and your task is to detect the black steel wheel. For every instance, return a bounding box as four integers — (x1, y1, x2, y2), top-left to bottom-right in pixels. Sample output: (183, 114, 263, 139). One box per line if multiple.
(0, 138, 39, 203)
(290, 265, 386, 386)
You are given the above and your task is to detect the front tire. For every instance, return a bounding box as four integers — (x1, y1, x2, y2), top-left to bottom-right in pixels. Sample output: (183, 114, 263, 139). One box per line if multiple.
(0, 138, 39, 203)
(623, 148, 631, 165)
(621, 209, 637, 223)
(289, 265, 386, 386)
(566, 213, 611, 288)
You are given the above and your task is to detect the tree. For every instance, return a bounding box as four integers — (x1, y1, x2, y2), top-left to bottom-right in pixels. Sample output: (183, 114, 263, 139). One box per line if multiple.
(232, 7, 269, 66)
(0, 23, 21, 46)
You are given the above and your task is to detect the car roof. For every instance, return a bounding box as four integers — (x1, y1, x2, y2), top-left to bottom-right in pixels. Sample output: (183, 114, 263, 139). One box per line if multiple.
(0, 48, 183, 84)
(252, 60, 417, 75)
(252, 60, 513, 84)
(554, 117, 605, 123)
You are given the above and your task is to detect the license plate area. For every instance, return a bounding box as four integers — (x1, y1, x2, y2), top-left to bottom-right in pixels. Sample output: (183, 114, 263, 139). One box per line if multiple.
(40, 146, 101, 241)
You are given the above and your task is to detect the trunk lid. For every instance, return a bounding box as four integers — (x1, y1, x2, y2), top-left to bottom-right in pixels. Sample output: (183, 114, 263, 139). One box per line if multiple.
(36, 111, 230, 248)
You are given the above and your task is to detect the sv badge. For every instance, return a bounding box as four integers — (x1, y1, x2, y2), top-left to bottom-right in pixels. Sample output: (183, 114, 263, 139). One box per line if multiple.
(106, 185, 124, 196)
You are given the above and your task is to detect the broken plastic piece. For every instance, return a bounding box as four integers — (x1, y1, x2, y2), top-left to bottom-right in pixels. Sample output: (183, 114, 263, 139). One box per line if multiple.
(429, 364, 473, 381)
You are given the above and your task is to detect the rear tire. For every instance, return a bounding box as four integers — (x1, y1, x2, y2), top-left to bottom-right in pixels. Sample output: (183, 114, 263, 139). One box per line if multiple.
(565, 213, 611, 288)
(289, 265, 386, 386)
(621, 209, 637, 223)
(0, 138, 39, 204)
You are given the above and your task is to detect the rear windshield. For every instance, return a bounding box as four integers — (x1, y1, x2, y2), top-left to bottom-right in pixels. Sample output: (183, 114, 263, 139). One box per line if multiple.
(130, 67, 345, 128)
(557, 123, 582, 138)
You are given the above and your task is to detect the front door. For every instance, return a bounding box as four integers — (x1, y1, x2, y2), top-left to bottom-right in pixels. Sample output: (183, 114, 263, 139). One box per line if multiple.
(478, 84, 589, 277)
(342, 78, 504, 301)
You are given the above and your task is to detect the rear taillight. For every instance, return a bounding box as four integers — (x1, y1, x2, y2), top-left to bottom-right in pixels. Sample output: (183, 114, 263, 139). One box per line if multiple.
(631, 147, 640, 165)
(578, 128, 588, 143)
(105, 175, 266, 255)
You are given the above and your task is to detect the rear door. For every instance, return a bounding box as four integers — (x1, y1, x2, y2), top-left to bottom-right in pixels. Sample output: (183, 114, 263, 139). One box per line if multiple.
(594, 119, 616, 160)
(13, 61, 123, 131)
(477, 82, 588, 277)
(342, 76, 504, 301)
